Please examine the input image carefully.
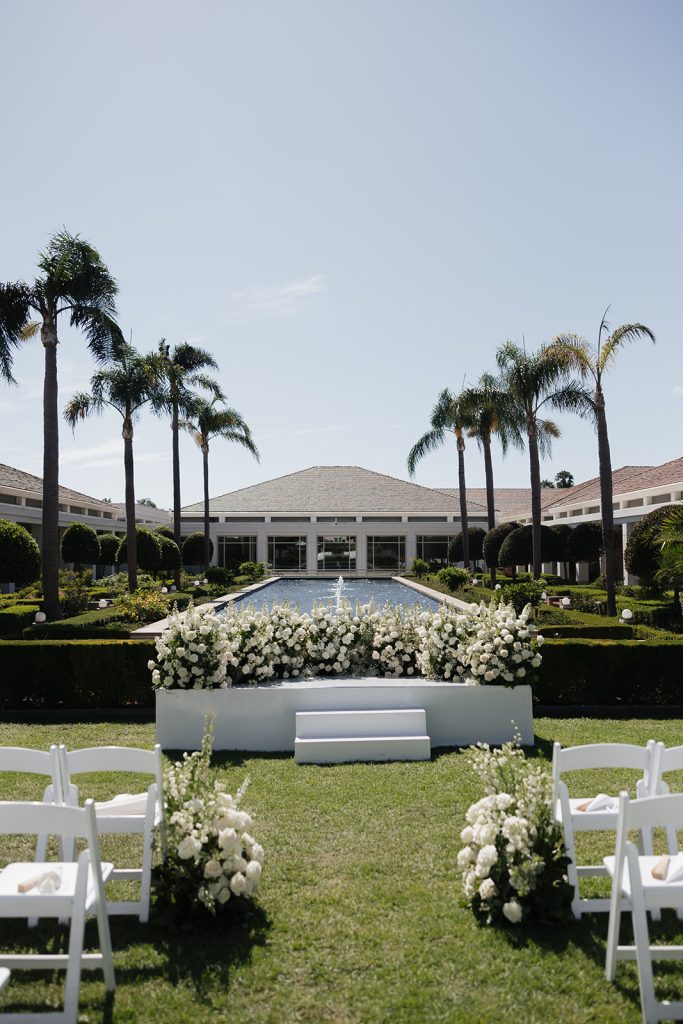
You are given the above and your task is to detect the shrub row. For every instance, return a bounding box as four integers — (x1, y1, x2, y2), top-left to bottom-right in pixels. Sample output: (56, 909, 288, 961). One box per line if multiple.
(536, 639, 683, 705)
(0, 604, 41, 636)
(0, 640, 156, 708)
(536, 623, 634, 640)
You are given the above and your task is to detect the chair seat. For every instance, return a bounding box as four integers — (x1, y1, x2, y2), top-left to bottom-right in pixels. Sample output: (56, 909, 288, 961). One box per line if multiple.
(557, 797, 620, 831)
(605, 855, 683, 906)
(0, 861, 113, 916)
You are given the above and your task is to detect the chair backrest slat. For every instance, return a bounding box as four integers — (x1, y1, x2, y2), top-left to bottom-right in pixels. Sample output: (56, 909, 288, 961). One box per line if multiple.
(659, 745, 683, 775)
(0, 800, 91, 839)
(626, 792, 683, 831)
(61, 746, 158, 776)
(555, 743, 652, 773)
(0, 747, 54, 774)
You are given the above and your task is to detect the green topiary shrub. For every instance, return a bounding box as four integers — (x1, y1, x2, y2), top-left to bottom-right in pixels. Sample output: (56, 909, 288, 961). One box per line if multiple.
(436, 566, 470, 591)
(566, 522, 603, 564)
(97, 533, 121, 566)
(117, 528, 162, 573)
(497, 525, 558, 569)
(154, 525, 175, 541)
(0, 520, 41, 588)
(624, 504, 679, 590)
(157, 534, 181, 574)
(482, 522, 520, 570)
(448, 527, 487, 565)
(60, 522, 100, 570)
(500, 581, 543, 614)
(238, 561, 265, 581)
(205, 566, 235, 587)
(182, 532, 213, 567)
(410, 558, 430, 579)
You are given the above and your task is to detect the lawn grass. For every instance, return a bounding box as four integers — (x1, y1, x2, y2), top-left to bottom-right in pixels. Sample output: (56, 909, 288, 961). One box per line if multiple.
(1, 717, 683, 1022)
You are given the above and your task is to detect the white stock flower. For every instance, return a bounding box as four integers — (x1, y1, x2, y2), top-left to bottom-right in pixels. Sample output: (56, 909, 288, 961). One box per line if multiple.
(502, 900, 523, 924)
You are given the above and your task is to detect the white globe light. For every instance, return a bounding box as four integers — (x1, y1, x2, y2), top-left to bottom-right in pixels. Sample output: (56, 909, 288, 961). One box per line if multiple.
(194, 580, 200, 587)
(161, 587, 168, 594)
(561, 597, 571, 608)
(98, 599, 108, 609)
(621, 608, 633, 621)
(170, 584, 177, 592)
(203, 578, 208, 585)
(495, 584, 502, 591)
(541, 592, 547, 601)
(34, 611, 46, 623)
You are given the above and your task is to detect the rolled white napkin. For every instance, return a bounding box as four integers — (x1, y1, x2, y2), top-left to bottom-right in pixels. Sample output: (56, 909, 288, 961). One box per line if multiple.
(576, 793, 619, 813)
(17, 868, 62, 893)
(659, 853, 683, 884)
(94, 792, 148, 816)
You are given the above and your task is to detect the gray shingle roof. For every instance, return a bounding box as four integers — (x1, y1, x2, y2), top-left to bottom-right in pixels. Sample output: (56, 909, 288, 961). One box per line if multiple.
(182, 466, 489, 515)
(0, 464, 116, 513)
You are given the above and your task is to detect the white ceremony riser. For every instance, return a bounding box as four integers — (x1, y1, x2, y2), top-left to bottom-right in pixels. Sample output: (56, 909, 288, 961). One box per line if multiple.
(155, 679, 533, 752)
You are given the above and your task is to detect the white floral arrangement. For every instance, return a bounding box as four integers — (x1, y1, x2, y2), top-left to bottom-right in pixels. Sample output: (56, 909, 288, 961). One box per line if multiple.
(457, 738, 571, 926)
(149, 602, 231, 690)
(158, 716, 264, 917)
(150, 599, 543, 689)
(460, 601, 544, 685)
(370, 605, 425, 677)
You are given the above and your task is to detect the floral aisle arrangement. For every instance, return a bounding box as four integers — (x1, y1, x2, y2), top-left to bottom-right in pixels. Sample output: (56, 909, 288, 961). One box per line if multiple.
(157, 716, 264, 917)
(150, 599, 544, 689)
(457, 739, 572, 926)
(148, 602, 231, 690)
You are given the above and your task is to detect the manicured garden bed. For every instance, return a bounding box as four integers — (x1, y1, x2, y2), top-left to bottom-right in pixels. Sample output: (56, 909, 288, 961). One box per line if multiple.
(0, 717, 680, 1023)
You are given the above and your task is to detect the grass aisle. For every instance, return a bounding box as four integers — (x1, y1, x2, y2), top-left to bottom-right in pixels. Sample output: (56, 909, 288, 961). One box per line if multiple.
(1, 718, 683, 1022)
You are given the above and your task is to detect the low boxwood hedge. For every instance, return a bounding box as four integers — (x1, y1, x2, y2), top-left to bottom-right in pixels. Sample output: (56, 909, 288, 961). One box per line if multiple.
(0, 639, 156, 708)
(536, 639, 683, 705)
(537, 624, 634, 640)
(0, 604, 41, 636)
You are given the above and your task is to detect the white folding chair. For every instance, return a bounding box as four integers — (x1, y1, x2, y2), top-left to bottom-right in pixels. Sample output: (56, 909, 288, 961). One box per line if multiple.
(0, 747, 64, 861)
(552, 741, 658, 918)
(58, 746, 163, 923)
(0, 799, 114, 1023)
(605, 792, 683, 1024)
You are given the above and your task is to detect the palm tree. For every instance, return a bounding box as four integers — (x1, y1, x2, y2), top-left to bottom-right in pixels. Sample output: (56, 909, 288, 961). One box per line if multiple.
(496, 341, 592, 579)
(64, 346, 162, 592)
(152, 341, 222, 583)
(656, 507, 683, 618)
(0, 231, 122, 618)
(554, 470, 574, 489)
(180, 397, 260, 567)
(549, 314, 654, 614)
(407, 389, 474, 567)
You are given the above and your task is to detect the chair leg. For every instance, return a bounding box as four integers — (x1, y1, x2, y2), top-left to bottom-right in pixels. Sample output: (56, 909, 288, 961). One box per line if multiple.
(631, 895, 658, 1024)
(605, 881, 622, 981)
(94, 894, 116, 992)
(563, 829, 582, 919)
(139, 834, 153, 924)
(63, 875, 88, 1023)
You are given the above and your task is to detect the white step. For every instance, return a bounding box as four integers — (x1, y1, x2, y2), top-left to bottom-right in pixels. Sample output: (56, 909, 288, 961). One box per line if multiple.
(295, 734, 431, 764)
(295, 708, 427, 739)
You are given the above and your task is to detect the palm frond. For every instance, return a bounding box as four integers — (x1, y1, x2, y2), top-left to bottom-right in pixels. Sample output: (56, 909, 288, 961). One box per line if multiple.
(69, 306, 125, 362)
(19, 320, 41, 342)
(64, 391, 103, 428)
(0, 281, 33, 383)
(407, 427, 446, 477)
(598, 323, 655, 373)
(548, 333, 596, 381)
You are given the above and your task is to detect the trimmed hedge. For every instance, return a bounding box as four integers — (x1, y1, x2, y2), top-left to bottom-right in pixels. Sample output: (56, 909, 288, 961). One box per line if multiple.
(535, 639, 683, 705)
(0, 639, 156, 708)
(537, 624, 634, 640)
(0, 604, 40, 636)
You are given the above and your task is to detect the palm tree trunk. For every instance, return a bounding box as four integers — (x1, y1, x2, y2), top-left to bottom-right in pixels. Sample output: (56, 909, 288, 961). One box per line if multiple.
(528, 422, 542, 580)
(41, 321, 61, 620)
(457, 433, 470, 568)
(482, 431, 496, 585)
(123, 416, 137, 592)
(596, 387, 617, 617)
(171, 399, 182, 587)
(202, 442, 210, 568)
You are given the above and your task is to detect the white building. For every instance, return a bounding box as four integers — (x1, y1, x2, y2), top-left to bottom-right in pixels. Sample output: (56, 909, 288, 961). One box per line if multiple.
(180, 466, 490, 574)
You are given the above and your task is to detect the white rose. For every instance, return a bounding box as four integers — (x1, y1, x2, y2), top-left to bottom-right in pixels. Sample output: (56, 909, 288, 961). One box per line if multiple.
(502, 900, 523, 924)
(245, 860, 262, 884)
(251, 843, 265, 864)
(203, 858, 223, 879)
(177, 835, 202, 860)
(229, 872, 248, 896)
(479, 878, 497, 900)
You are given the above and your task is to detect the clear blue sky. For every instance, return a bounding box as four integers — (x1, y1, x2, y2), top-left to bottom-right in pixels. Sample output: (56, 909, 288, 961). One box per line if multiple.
(1, 0, 681, 508)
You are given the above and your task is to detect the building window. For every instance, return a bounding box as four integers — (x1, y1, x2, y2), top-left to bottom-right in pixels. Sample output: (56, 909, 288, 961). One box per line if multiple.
(218, 535, 257, 570)
(362, 516, 402, 523)
(268, 536, 307, 571)
(367, 536, 406, 571)
(407, 516, 448, 523)
(415, 535, 455, 570)
(0, 494, 18, 504)
(317, 536, 357, 571)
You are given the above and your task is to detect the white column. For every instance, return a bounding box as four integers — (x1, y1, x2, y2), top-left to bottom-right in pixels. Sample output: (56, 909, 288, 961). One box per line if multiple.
(622, 521, 638, 585)
(576, 561, 590, 582)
